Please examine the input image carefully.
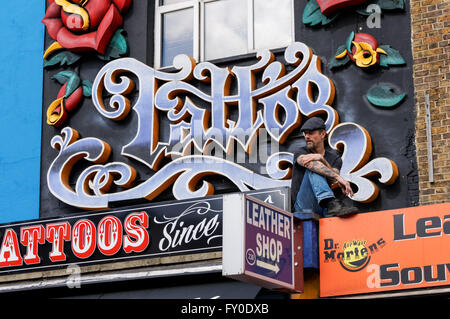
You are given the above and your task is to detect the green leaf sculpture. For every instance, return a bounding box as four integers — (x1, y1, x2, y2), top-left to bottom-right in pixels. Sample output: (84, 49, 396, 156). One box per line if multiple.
(81, 80, 92, 97)
(98, 29, 129, 61)
(378, 45, 406, 67)
(303, 0, 339, 26)
(329, 45, 350, 69)
(52, 71, 81, 98)
(44, 50, 82, 68)
(357, 0, 404, 14)
(52, 71, 92, 98)
(366, 84, 406, 107)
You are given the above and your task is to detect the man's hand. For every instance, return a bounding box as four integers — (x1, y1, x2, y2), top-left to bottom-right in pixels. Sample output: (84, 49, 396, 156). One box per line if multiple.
(297, 153, 353, 197)
(335, 175, 354, 198)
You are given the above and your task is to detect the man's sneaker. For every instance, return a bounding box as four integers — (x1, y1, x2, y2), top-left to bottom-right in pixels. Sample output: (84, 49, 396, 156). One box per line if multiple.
(326, 199, 359, 217)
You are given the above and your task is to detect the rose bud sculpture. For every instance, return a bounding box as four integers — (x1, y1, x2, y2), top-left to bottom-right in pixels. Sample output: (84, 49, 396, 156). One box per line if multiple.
(46, 71, 92, 127)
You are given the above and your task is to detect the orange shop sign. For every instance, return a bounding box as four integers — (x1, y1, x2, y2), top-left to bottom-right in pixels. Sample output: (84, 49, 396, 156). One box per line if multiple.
(319, 202, 450, 297)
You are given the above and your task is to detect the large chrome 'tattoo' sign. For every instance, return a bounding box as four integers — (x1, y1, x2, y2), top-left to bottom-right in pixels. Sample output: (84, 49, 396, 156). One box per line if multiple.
(47, 42, 398, 210)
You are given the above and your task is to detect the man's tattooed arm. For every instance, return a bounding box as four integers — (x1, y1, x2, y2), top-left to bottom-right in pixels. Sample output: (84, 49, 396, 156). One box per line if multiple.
(301, 159, 354, 197)
(303, 160, 339, 179)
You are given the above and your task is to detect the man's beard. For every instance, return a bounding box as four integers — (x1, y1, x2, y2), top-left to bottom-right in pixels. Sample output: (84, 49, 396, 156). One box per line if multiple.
(306, 141, 315, 151)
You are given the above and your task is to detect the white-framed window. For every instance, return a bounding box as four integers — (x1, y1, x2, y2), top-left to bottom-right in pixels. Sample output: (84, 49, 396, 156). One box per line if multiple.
(154, 0, 295, 68)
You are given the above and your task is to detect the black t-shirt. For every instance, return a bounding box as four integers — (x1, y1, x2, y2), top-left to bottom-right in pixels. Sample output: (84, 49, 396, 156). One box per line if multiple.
(290, 146, 343, 209)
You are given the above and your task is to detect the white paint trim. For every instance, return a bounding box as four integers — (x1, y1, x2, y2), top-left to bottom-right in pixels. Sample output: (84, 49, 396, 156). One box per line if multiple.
(222, 193, 245, 277)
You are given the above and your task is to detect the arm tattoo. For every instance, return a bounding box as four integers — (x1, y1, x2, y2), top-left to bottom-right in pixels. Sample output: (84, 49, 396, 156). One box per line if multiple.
(304, 160, 339, 179)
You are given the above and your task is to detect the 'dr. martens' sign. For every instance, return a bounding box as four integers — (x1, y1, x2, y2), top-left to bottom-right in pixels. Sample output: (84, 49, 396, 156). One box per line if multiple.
(319, 202, 450, 297)
(0, 197, 222, 274)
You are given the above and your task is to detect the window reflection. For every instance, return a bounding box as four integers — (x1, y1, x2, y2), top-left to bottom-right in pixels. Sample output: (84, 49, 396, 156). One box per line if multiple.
(254, 0, 292, 50)
(156, 0, 294, 68)
(204, 0, 247, 61)
(162, 8, 193, 67)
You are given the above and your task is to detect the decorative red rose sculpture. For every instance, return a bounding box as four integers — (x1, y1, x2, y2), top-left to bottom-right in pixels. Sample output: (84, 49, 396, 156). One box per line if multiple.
(315, 0, 367, 16)
(42, 0, 131, 55)
(338, 33, 386, 68)
(330, 32, 405, 70)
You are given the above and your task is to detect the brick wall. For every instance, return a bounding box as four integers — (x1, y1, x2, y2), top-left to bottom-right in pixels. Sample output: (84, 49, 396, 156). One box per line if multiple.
(410, 0, 449, 205)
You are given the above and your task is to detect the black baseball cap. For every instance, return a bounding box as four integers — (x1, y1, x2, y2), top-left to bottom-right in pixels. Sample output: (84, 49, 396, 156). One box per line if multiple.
(301, 117, 326, 132)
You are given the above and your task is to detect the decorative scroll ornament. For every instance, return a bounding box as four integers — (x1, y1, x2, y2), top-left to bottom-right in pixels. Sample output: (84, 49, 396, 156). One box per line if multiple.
(46, 42, 398, 210)
(328, 122, 398, 202)
(91, 44, 338, 170)
(47, 128, 292, 209)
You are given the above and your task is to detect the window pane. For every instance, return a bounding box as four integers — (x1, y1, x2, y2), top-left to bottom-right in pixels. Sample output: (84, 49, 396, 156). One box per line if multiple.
(161, 8, 193, 67)
(254, 0, 292, 50)
(205, 0, 248, 61)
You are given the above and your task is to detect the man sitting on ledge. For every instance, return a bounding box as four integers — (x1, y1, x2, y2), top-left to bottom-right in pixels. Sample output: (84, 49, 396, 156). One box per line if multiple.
(291, 117, 359, 217)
